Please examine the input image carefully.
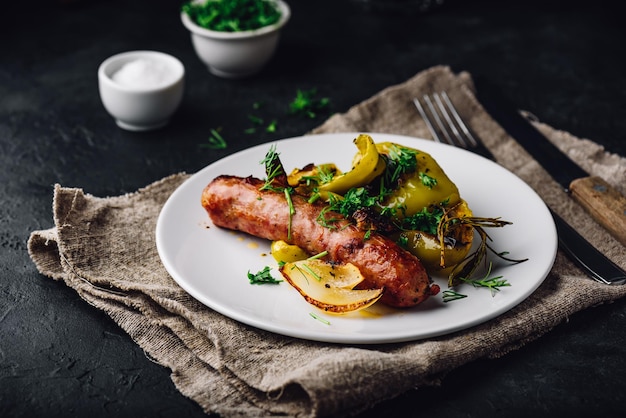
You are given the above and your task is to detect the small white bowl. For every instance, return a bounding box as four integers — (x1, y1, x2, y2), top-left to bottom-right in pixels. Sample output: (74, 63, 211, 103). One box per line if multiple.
(181, 0, 290, 79)
(98, 50, 185, 131)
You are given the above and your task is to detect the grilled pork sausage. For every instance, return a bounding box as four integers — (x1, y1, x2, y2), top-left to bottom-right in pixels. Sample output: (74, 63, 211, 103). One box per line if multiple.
(201, 175, 440, 308)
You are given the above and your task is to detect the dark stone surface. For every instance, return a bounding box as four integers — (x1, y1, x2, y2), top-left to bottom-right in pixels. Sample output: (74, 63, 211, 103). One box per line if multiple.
(1, 0, 625, 417)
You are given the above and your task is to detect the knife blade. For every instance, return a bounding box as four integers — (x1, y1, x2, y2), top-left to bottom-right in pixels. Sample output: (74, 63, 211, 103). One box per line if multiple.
(553, 210, 626, 284)
(474, 78, 626, 247)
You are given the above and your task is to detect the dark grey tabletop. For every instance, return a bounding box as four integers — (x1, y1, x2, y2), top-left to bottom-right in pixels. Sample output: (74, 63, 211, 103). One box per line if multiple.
(2, 0, 625, 417)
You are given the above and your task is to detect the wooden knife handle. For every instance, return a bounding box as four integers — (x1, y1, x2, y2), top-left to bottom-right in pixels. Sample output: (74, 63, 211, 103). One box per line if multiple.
(569, 176, 626, 247)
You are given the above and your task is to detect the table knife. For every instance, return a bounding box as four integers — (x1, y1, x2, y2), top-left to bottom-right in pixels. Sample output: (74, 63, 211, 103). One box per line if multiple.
(475, 79, 626, 247)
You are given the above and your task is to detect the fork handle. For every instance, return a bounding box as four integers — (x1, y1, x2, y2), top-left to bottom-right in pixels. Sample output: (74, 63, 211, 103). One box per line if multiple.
(569, 176, 626, 246)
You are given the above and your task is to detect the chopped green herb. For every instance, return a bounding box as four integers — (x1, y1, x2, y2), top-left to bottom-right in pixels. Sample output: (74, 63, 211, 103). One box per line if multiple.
(329, 187, 379, 218)
(248, 114, 264, 125)
(316, 207, 342, 229)
(384, 145, 418, 185)
(291, 252, 330, 283)
(200, 128, 228, 149)
(316, 165, 335, 185)
(259, 145, 285, 190)
(247, 266, 282, 284)
(396, 234, 408, 248)
(401, 206, 444, 235)
(301, 263, 322, 281)
(284, 187, 295, 240)
(246, 102, 279, 134)
(288, 88, 330, 119)
(259, 147, 295, 238)
(419, 172, 438, 189)
(309, 312, 331, 325)
(266, 119, 278, 132)
(442, 290, 467, 303)
(182, 0, 282, 32)
(307, 251, 329, 260)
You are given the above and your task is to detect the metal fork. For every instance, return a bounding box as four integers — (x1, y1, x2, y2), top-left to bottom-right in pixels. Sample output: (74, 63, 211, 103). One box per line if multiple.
(413, 92, 493, 160)
(413, 92, 626, 285)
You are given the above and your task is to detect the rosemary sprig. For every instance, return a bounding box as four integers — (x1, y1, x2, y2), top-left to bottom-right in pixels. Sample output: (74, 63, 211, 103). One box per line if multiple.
(441, 215, 527, 287)
(459, 262, 510, 296)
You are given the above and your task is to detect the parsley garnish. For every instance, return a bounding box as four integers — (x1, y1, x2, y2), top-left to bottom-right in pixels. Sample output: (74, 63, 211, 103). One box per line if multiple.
(247, 266, 282, 284)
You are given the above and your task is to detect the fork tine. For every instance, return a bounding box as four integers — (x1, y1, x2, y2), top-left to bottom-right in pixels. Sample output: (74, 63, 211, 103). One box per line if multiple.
(413, 92, 480, 149)
(440, 92, 479, 147)
(414, 92, 495, 160)
(412, 97, 442, 143)
(433, 92, 466, 148)
(422, 94, 455, 145)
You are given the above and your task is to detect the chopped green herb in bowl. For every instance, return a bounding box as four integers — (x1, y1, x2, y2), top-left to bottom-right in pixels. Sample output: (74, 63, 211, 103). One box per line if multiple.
(180, 0, 291, 78)
(182, 0, 283, 32)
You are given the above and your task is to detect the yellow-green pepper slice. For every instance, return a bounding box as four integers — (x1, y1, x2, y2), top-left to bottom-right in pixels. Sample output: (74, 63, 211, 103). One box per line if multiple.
(318, 134, 385, 195)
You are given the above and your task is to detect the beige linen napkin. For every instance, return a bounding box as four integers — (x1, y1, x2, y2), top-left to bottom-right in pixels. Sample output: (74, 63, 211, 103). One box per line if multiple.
(28, 66, 626, 418)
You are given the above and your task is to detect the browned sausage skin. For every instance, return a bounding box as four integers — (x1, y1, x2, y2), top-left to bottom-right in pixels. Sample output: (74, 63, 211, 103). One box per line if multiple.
(201, 175, 440, 308)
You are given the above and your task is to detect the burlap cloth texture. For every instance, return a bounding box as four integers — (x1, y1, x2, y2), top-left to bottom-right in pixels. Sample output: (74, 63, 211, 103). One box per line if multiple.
(28, 66, 626, 418)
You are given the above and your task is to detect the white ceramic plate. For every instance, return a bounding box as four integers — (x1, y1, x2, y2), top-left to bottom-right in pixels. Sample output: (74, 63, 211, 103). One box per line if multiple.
(156, 133, 557, 344)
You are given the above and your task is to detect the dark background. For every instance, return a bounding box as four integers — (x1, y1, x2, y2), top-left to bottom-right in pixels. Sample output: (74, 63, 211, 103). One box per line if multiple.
(2, 0, 625, 417)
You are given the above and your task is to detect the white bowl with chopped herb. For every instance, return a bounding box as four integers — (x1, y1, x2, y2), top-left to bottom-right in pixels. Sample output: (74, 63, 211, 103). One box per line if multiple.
(181, 0, 291, 79)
